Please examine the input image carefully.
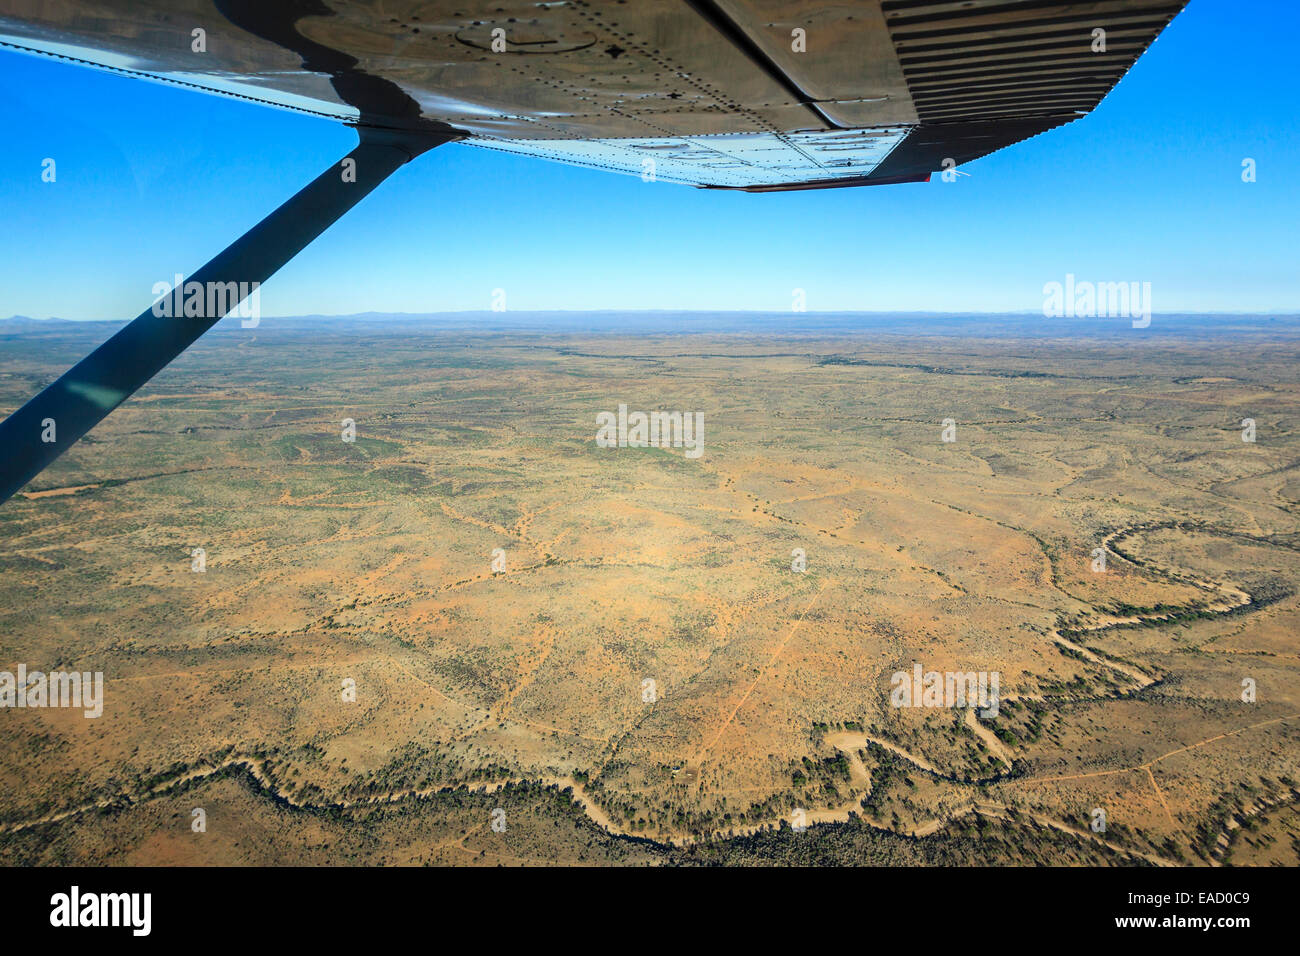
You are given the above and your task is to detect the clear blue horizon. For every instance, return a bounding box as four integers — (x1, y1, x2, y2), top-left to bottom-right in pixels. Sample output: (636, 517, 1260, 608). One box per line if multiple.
(2, 0, 1297, 320)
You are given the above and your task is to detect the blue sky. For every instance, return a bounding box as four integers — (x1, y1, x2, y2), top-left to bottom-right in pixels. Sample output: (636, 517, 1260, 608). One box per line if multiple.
(1, 0, 1296, 319)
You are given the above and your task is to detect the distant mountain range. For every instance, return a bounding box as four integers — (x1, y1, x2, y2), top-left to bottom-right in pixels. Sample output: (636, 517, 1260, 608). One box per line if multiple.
(4, 311, 1300, 339)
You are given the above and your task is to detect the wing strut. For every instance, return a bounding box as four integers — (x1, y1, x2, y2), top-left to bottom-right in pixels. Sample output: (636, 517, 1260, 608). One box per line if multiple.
(0, 128, 452, 504)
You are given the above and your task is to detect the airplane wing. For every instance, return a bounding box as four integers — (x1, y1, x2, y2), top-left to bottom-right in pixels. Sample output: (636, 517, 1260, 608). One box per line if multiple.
(0, 0, 1186, 190)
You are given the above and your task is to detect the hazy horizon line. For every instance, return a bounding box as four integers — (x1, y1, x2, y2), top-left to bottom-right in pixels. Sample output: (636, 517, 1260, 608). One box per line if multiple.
(6, 309, 1300, 323)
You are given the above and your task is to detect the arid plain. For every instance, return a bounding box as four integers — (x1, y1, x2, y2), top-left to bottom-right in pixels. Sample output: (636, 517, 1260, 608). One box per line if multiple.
(2, 315, 1298, 865)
